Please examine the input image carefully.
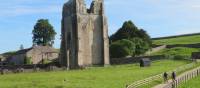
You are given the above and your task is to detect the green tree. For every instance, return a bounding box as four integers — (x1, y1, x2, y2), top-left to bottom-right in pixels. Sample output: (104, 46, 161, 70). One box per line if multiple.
(138, 29, 152, 47)
(24, 57, 32, 65)
(110, 21, 139, 43)
(109, 20, 152, 57)
(131, 38, 150, 56)
(32, 19, 57, 46)
(110, 39, 135, 58)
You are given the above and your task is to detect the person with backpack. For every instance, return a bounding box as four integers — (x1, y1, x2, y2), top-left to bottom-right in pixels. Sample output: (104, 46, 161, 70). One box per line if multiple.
(163, 72, 168, 83)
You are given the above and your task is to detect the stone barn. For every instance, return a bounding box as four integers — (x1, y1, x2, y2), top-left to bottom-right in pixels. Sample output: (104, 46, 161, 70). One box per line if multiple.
(192, 52, 200, 60)
(140, 58, 151, 67)
(0, 55, 5, 62)
(59, 0, 110, 69)
(0, 55, 5, 65)
(8, 46, 59, 65)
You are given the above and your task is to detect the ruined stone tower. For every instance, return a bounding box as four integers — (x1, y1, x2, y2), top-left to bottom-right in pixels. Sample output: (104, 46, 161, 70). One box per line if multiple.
(60, 0, 110, 69)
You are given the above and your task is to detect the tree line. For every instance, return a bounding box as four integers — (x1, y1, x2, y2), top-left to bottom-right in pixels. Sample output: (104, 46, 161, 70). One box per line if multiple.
(31, 19, 152, 58)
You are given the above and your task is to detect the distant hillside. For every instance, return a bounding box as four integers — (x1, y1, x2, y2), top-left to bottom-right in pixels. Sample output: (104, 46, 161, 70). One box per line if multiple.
(153, 33, 200, 45)
(150, 47, 200, 57)
(152, 33, 200, 40)
(151, 33, 200, 57)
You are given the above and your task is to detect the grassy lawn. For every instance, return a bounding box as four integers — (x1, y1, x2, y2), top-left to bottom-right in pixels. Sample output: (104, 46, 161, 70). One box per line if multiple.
(0, 60, 192, 88)
(178, 76, 200, 88)
(153, 35, 200, 45)
(151, 47, 200, 57)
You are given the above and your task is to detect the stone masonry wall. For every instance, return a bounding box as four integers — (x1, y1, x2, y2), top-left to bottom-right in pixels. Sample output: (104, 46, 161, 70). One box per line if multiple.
(60, 0, 110, 69)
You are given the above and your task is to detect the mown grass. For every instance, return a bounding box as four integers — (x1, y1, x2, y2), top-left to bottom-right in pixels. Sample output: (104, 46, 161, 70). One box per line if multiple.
(178, 76, 200, 88)
(153, 35, 200, 45)
(151, 47, 200, 57)
(0, 60, 191, 88)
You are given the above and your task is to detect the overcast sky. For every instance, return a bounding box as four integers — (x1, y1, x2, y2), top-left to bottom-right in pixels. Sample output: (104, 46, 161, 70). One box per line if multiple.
(0, 0, 200, 53)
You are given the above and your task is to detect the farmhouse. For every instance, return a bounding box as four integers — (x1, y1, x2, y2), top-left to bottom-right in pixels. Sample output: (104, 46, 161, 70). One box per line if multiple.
(7, 46, 59, 65)
(0, 55, 5, 61)
(0, 55, 6, 65)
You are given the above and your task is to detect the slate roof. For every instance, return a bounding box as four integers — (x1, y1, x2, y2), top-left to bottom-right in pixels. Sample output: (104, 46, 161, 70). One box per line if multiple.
(15, 46, 58, 55)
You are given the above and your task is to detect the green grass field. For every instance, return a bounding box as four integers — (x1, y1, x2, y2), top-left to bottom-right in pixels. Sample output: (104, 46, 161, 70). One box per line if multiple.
(0, 60, 192, 88)
(151, 47, 200, 57)
(153, 35, 200, 45)
(178, 76, 200, 88)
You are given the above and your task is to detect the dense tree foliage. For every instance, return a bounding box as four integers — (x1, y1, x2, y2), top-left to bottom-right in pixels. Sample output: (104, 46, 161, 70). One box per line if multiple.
(131, 38, 150, 56)
(110, 39, 135, 58)
(110, 21, 139, 42)
(32, 19, 56, 46)
(24, 57, 32, 65)
(137, 29, 152, 46)
(110, 20, 152, 58)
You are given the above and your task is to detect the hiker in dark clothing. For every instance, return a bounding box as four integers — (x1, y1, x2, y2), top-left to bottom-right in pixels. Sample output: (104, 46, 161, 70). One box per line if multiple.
(163, 72, 168, 83)
(172, 71, 176, 81)
(172, 71, 177, 88)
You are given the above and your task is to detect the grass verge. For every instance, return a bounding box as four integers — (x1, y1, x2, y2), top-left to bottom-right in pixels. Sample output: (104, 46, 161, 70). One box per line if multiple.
(0, 60, 192, 88)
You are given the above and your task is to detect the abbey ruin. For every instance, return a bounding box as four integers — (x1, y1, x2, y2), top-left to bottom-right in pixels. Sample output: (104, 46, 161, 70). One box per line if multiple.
(59, 0, 110, 69)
